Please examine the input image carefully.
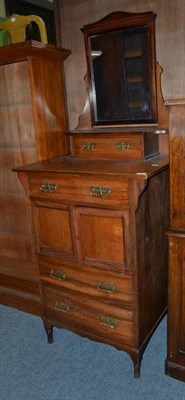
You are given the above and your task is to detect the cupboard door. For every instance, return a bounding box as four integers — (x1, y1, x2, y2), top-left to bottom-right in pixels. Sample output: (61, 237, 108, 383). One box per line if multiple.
(74, 207, 133, 271)
(33, 201, 76, 259)
(168, 234, 185, 365)
(167, 103, 185, 230)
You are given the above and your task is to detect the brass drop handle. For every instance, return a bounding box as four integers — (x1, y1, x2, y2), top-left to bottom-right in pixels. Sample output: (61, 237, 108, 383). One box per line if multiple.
(100, 316, 118, 329)
(40, 182, 57, 193)
(54, 302, 69, 313)
(50, 269, 67, 281)
(97, 281, 116, 294)
(90, 186, 112, 198)
(115, 143, 130, 150)
(82, 143, 95, 151)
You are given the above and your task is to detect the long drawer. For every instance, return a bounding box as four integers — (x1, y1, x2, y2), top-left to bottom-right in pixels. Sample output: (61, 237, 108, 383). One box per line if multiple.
(38, 255, 133, 306)
(28, 172, 130, 207)
(42, 284, 134, 346)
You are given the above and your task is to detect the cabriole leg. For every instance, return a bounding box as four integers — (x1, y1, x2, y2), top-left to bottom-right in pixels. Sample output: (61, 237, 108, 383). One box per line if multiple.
(133, 360, 141, 378)
(130, 353, 142, 379)
(42, 318, 53, 344)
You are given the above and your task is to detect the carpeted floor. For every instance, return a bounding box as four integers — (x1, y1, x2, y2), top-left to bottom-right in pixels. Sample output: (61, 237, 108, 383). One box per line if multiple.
(0, 305, 185, 400)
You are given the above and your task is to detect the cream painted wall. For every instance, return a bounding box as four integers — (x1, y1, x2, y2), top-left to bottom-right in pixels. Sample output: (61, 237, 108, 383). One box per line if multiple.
(0, 0, 5, 17)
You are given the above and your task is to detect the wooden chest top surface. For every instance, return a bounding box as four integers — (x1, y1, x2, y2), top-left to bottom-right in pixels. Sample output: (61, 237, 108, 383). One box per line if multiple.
(15, 154, 168, 179)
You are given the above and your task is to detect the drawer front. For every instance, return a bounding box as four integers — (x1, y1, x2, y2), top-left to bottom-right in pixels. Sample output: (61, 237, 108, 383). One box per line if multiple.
(39, 255, 133, 306)
(28, 173, 130, 207)
(71, 135, 143, 160)
(42, 284, 134, 346)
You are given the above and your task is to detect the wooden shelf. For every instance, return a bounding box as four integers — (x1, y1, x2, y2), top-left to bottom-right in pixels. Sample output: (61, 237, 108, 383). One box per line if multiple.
(128, 102, 142, 108)
(127, 77, 143, 83)
(125, 50, 142, 58)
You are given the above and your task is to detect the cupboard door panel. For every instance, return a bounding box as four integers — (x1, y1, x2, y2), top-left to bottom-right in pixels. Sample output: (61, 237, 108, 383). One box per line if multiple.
(34, 202, 75, 258)
(75, 207, 130, 271)
(0, 231, 34, 260)
(81, 214, 124, 261)
(168, 234, 185, 363)
(0, 193, 30, 235)
(169, 105, 185, 230)
(0, 62, 31, 107)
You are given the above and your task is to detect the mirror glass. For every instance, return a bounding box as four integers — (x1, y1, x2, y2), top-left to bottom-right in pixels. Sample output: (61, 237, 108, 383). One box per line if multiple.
(83, 12, 157, 126)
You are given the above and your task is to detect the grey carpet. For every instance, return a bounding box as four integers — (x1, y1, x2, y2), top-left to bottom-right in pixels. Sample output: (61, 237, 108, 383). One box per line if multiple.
(0, 305, 185, 400)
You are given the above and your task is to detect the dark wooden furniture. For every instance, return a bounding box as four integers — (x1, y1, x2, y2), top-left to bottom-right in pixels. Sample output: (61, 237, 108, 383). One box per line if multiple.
(15, 12, 169, 378)
(165, 99, 185, 382)
(0, 41, 70, 315)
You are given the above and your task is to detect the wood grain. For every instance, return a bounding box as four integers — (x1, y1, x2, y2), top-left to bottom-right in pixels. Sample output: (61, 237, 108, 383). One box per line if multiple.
(165, 100, 185, 382)
(19, 153, 168, 377)
(0, 41, 70, 315)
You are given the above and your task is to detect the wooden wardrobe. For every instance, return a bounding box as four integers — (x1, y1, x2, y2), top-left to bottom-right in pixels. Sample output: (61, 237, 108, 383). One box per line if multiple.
(0, 40, 70, 315)
(165, 99, 185, 382)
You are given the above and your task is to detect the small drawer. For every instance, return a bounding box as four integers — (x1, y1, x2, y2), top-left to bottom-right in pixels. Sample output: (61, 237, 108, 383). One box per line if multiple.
(28, 172, 130, 207)
(71, 134, 144, 160)
(38, 255, 133, 306)
(42, 284, 134, 346)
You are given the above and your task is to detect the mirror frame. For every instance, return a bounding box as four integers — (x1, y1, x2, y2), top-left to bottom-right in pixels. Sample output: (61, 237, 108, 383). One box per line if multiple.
(81, 11, 158, 127)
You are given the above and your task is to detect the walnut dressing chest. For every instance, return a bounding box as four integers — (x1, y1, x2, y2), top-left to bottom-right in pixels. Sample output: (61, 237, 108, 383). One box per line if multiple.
(16, 150, 169, 378)
(15, 11, 169, 378)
